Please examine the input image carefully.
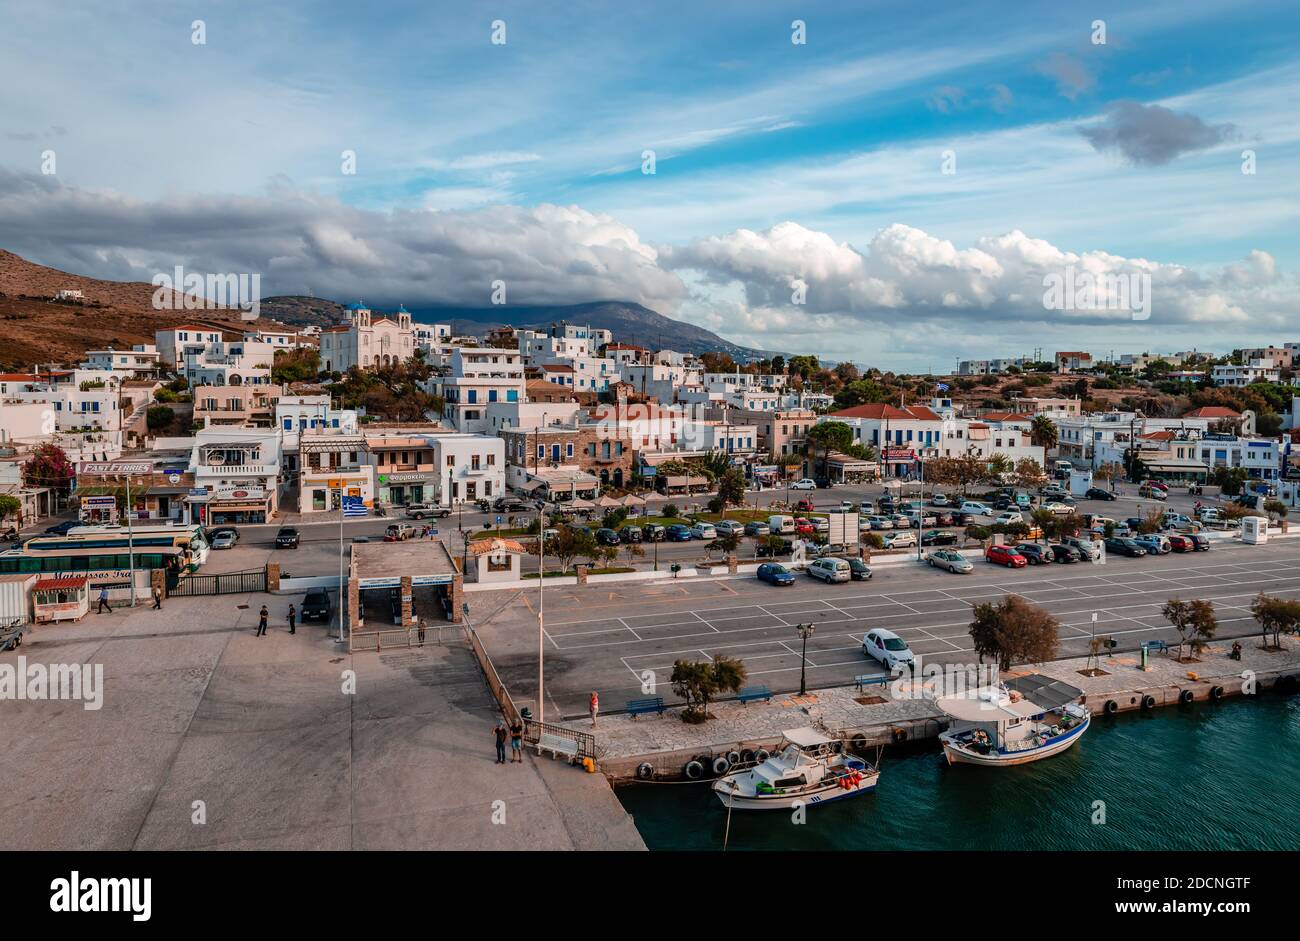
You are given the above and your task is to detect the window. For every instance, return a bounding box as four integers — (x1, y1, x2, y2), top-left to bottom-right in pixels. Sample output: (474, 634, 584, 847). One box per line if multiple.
(471, 455, 481, 470)
(447, 455, 455, 467)
(487, 454, 495, 465)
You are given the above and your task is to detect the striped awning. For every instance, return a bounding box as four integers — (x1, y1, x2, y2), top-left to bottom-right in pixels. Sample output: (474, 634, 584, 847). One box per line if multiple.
(34, 576, 88, 591)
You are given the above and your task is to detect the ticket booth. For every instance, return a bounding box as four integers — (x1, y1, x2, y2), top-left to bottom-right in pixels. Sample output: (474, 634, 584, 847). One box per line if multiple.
(32, 576, 90, 623)
(1241, 515, 1268, 545)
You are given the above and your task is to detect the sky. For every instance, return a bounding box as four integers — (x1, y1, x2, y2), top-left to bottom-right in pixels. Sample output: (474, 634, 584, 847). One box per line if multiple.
(1, 0, 1298, 371)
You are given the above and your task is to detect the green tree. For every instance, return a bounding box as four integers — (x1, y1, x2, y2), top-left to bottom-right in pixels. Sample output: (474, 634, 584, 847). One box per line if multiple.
(966, 595, 1061, 671)
(1161, 598, 1217, 661)
(709, 531, 741, 559)
(548, 526, 597, 573)
(670, 653, 748, 723)
(717, 467, 747, 507)
(146, 404, 173, 431)
(804, 421, 854, 479)
(1029, 415, 1059, 450)
(1250, 593, 1300, 649)
(0, 493, 22, 528)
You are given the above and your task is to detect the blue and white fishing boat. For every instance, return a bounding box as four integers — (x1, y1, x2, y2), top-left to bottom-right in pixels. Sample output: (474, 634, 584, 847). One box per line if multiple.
(713, 727, 879, 810)
(936, 674, 1090, 767)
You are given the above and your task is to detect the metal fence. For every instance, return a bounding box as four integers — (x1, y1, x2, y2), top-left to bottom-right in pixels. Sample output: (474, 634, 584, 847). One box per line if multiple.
(169, 568, 267, 597)
(462, 621, 595, 759)
(349, 624, 450, 652)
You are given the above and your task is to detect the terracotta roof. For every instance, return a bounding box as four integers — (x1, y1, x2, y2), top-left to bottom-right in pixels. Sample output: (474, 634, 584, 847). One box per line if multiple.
(1183, 406, 1242, 419)
(541, 364, 574, 372)
(828, 403, 940, 421)
(321, 325, 351, 333)
(1140, 430, 1176, 441)
(468, 537, 527, 557)
(0, 373, 37, 382)
(34, 576, 87, 591)
(981, 411, 1031, 422)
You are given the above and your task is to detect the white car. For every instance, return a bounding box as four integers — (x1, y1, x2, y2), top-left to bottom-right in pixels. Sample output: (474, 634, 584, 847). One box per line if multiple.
(1041, 501, 1074, 516)
(863, 628, 915, 670)
(714, 520, 744, 536)
(959, 501, 992, 517)
(883, 530, 917, 549)
(865, 515, 894, 530)
(790, 479, 817, 491)
(690, 523, 717, 540)
(993, 511, 1024, 526)
(811, 517, 830, 533)
(806, 557, 851, 583)
(890, 514, 912, 528)
(931, 493, 951, 507)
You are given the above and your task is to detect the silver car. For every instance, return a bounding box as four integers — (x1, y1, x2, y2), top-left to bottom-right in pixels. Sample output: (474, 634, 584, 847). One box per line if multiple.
(927, 549, 973, 573)
(806, 557, 851, 583)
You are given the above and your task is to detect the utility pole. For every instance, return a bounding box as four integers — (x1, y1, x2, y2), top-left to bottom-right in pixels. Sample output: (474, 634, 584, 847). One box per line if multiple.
(125, 472, 137, 607)
(796, 623, 815, 696)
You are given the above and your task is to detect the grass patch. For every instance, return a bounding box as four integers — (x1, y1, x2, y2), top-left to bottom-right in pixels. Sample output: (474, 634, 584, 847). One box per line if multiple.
(470, 527, 533, 541)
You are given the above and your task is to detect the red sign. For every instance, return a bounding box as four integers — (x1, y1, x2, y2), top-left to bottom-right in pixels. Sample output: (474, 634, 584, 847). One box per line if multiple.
(884, 448, 916, 461)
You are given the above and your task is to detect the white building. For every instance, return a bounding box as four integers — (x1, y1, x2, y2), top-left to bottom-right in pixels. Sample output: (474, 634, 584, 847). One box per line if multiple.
(176, 337, 276, 387)
(1212, 358, 1281, 387)
(297, 431, 373, 514)
(1056, 411, 1214, 465)
(275, 395, 358, 474)
(432, 433, 506, 506)
(437, 348, 526, 433)
(155, 326, 228, 369)
(188, 426, 282, 524)
(318, 304, 416, 372)
(81, 344, 161, 377)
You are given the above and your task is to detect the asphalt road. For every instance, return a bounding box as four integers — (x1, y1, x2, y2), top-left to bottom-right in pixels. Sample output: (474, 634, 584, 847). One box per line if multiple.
(476, 538, 1300, 720)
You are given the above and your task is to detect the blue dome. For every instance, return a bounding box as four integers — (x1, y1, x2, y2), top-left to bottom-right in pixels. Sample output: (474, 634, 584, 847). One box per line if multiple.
(347, 301, 368, 311)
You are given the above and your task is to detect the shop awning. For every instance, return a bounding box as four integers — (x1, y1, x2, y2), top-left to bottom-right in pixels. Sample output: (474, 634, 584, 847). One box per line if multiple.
(35, 576, 88, 591)
(208, 502, 268, 512)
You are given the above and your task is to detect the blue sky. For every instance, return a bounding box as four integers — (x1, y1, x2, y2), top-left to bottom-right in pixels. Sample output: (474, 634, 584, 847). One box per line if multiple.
(1, 0, 1298, 368)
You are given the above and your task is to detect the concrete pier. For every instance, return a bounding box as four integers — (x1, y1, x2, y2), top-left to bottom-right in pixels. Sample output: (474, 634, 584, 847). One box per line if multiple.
(567, 636, 1300, 781)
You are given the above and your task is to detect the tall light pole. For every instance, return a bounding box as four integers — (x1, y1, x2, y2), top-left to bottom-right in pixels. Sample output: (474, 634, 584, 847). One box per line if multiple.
(124, 471, 137, 607)
(796, 623, 815, 696)
(537, 505, 546, 725)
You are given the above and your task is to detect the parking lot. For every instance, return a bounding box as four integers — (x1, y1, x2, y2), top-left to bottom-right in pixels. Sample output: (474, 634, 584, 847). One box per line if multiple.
(476, 540, 1300, 719)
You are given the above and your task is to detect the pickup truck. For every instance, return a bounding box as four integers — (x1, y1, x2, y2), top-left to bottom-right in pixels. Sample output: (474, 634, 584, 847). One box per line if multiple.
(404, 503, 451, 520)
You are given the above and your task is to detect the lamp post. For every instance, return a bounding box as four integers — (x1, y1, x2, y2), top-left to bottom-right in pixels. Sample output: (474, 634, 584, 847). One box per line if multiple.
(796, 622, 815, 696)
(537, 505, 546, 725)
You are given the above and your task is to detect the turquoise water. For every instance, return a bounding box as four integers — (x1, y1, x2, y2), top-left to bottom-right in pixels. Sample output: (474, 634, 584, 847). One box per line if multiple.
(617, 695, 1300, 851)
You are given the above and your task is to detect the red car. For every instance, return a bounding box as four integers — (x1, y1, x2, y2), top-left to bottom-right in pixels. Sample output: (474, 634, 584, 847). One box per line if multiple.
(795, 499, 816, 513)
(793, 517, 815, 536)
(1167, 534, 1195, 552)
(985, 544, 1027, 568)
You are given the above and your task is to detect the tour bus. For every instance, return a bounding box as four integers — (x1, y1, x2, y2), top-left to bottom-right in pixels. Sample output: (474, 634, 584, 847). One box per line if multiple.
(16, 523, 210, 569)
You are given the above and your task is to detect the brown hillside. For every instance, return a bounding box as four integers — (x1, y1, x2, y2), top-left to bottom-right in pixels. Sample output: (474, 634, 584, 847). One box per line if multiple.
(0, 248, 258, 370)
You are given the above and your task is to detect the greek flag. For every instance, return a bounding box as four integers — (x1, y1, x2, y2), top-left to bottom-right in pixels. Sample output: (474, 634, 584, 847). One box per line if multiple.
(342, 495, 368, 518)
(935, 382, 949, 392)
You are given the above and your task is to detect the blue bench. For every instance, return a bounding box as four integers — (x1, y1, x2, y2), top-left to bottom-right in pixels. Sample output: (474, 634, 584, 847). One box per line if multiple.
(626, 696, 666, 718)
(738, 685, 772, 704)
(854, 674, 890, 691)
(1141, 640, 1170, 655)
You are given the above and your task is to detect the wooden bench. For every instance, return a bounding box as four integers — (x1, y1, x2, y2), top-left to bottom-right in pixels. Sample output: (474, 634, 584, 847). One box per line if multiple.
(854, 674, 890, 691)
(535, 732, 580, 763)
(626, 696, 666, 718)
(737, 684, 772, 704)
(1141, 640, 1170, 655)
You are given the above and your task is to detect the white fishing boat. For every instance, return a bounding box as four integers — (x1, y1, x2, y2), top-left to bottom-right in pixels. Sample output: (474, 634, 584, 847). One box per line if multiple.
(936, 674, 1090, 767)
(712, 727, 879, 810)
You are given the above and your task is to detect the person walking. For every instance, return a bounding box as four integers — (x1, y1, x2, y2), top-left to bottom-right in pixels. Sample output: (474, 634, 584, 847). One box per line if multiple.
(96, 586, 112, 614)
(589, 690, 600, 729)
(509, 717, 524, 762)
(417, 616, 426, 646)
(493, 719, 508, 764)
(287, 603, 296, 635)
(151, 586, 163, 610)
(257, 604, 269, 637)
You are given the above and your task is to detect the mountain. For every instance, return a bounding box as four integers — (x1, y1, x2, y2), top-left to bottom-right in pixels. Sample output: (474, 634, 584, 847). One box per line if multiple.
(0, 249, 248, 370)
(258, 296, 783, 361)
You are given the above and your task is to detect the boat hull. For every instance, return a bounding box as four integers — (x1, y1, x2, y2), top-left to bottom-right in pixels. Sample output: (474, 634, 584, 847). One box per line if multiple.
(941, 714, 1089, 767)
(713, 772, 879, 810)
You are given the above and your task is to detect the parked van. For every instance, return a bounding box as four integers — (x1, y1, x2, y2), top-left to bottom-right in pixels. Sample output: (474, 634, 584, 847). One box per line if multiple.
(768, 515, 796, 535)
(806, 557, 851, 583)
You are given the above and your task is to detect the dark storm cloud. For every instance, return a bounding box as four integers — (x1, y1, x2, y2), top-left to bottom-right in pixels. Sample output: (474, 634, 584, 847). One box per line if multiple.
(1077, 101, 1234, 166)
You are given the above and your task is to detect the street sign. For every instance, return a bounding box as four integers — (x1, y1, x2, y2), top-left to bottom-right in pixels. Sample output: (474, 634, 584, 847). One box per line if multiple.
(496, 515, 503, 524)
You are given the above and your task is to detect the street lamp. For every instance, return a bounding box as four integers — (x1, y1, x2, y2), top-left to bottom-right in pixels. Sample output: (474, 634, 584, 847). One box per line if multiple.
(796, 622, 815, 696)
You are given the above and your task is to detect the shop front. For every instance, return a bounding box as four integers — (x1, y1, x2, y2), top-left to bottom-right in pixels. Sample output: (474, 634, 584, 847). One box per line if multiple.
(207, 485, 273, 524)
(377, 471, 433, 506)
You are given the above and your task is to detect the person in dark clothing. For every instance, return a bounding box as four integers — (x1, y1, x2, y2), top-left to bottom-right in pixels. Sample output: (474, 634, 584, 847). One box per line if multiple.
(509, 719, 524, 762)
(493, 720, 508, 764)
(287, 604, 296, 635)
(417, 617, 426, 646)
(96, 586, 112, 614)
(257, 605, 269, 636)
(151, 586, 163, 610)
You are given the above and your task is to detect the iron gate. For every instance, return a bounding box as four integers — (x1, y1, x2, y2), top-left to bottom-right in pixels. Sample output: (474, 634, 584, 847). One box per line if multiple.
(169, 568, 267, 596)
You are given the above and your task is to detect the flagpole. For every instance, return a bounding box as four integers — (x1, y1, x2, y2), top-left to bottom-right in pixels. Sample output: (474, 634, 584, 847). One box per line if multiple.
(338, 489, 345, 643)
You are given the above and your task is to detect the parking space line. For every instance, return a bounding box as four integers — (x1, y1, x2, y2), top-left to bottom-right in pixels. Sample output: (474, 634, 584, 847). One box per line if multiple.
(617, 617, 642, 641)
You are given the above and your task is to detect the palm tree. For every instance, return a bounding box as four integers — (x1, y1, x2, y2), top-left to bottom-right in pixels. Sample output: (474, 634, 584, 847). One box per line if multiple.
(1030, 415, 1059, 450)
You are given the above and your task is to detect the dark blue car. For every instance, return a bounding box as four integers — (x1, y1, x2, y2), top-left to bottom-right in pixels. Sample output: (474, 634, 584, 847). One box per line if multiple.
(757, 562, 795, 586)
(665, 524, 693, 542)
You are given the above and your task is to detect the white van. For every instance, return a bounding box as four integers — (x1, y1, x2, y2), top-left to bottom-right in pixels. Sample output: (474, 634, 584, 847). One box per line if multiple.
(768, 515, 796, 535)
